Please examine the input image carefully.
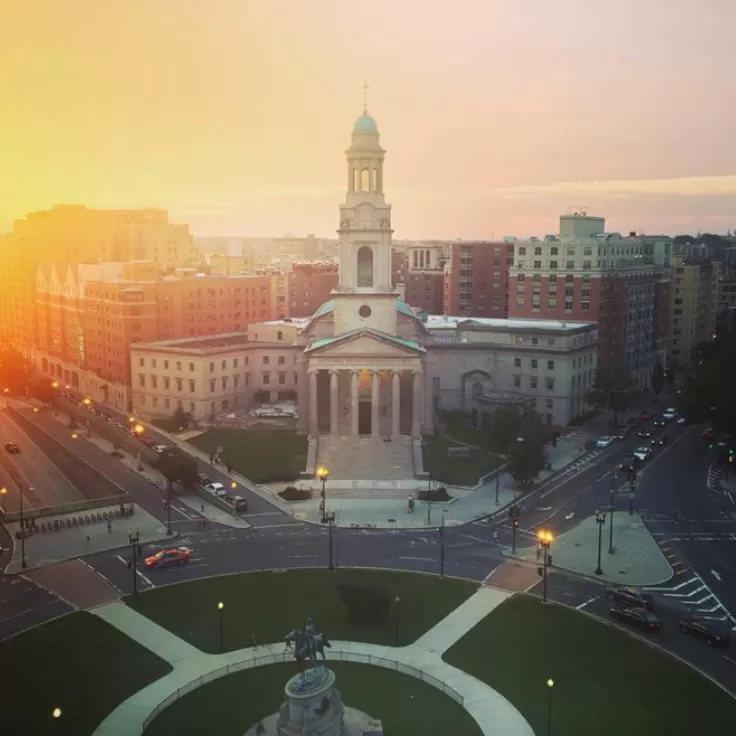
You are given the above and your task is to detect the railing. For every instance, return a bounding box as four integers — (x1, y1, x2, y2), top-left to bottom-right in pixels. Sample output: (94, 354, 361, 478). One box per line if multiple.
(140, 649, 464, 732)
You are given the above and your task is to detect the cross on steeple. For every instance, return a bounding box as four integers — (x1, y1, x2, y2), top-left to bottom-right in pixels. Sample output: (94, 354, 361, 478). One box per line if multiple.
(363, 81, 369, 113)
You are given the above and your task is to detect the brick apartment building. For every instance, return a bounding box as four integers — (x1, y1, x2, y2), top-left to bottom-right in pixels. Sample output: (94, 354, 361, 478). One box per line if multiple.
(287, 262, 339, 318)
(34, 262, 276, 410)
(402, 243, 447, 315)
(508, 213, 666, 389)
(445, 241, 514, 318)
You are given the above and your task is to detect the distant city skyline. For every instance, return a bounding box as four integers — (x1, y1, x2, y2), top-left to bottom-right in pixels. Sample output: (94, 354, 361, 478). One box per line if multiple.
(3, 0, 735, 239)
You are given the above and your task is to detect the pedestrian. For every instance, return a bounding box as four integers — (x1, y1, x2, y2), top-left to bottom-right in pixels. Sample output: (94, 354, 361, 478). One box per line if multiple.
(86, 535, 90, 544)
(492, 530, 499, 544)
(226, 463, 232, 475)
(252, 633, 257, 649)
(107, 520, 112, 534)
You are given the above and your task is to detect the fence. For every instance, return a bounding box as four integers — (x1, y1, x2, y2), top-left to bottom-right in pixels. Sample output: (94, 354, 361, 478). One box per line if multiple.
(2, 493, 133, 523)
(140, 649, 464, 732)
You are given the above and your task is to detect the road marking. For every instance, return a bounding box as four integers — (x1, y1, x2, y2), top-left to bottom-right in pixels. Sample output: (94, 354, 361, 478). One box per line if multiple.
(174, 506, 195, 520)
(682, 595, 712, 606)
(254, 523, 303, 530)
(722, 654, 736, 666)
(712, 570, 722, 581)
(244, 511, 283, 517)
(460, 533, 488, 544)
(663, 584, 706, 598)
(576, 596, 599, 610)
(397, 556, 433, 562)
(697, 603, 723, 613)
(564, 513, 575, 520)
(292, 555, 318, 559)
(115, 555, 154, 586)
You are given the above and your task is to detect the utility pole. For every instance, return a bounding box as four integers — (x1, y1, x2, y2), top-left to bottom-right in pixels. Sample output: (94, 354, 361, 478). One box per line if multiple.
(629, 476, 637, 516)
(439, 514, 445, 577)
(19, 484, 27, 569)
(495, 457, 500, 505)
(509, 503, 520, 554)
(129, 530, 140, 596)
(427, 473, 432, 525)
(608, 468, 616, 554)
(327, 512, 336, 571)
(166, 479, 173, 536)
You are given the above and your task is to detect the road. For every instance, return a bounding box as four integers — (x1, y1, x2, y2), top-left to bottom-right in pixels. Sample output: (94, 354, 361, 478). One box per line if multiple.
(0, 407, 84, 509)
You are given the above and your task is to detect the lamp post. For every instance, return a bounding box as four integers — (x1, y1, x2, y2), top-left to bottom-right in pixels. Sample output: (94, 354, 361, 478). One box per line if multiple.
(217, 601, 225, 653)
(608, 468, 616, 554)
(318, 467, 329, 523)
(394, 595, 401, 646)
(0, 486, 7, 515)
(495, 455, 500, 505)
(128, 530, 140, 596)
(133, 424, 144, 470)
(594, 510, 606, 575)
(439, 512, 446, 577)
(629, 476, 637, 516)
(53, 707, 62, 733)
(546, 679, 554, 736)
(19, 484, 27, 569)
(427, 472, 432, 525)
(326, 511, 336, 570)
(165, 479, 173, 536)
(51, 381, 59, 409)
(537, 530, 554, 603)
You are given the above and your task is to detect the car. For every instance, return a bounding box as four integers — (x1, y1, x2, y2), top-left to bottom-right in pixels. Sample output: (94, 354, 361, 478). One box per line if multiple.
(650, 435, 668, 447)
(619, 455, 640, 474)
(678, 619, 730, 647)
(639, 410, 654, 421)
(611, 425, 632, 440)
(653, 418, 666, 428)
(226, 495, 248, 511)
(596, 436, 614, 448)
(702, 428, 715, 441)
(151, 444, 169, 454)
(676, 415, 687, 425)
(3, 442, 20, 454)
(144, 547, 191, 569)
(197, 472, 212, 487)
(610, 606, 661, 632)
(204, 482, 227, 498)
(637, 428, 653, 438)
(662, 408, 677, 420)
(717, 434, 732, 448)
(605, 586, 654, 609)
(633, 447, 652, 462)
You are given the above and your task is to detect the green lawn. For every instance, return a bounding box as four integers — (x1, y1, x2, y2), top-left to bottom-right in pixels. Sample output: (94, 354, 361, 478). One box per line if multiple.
(189, 429, 308, 482)
(0, 612, 172, 736)
(144, 661, 481, 736)
(127, 569, 475, 654)
(444, 595, 736, 736)
(422, 433, 501, 487)
(443, 421, 487, 447)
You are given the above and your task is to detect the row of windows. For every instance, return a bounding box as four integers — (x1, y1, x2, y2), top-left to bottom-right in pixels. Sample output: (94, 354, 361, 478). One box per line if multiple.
(137, 353, 295, 372)
(518, 285, 592, 297)
(514, 357, 556, 370)
(516, 299, 592, 312)
(518, 273, 593, 284)
(513, 375, 556, 391)
(138, 371, 299, 391)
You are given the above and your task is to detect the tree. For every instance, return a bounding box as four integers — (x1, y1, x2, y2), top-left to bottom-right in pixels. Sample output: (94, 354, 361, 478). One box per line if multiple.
(507, 437, 547, 484)
(485, 405, 522, 454)
(154, 450, 199, 489)
(28, 377, 55, 403)
(0, 349, 32, 394)
(585, 366, 633, 428)
(172, 405, 192, 430)
(651, 360, 665, 397)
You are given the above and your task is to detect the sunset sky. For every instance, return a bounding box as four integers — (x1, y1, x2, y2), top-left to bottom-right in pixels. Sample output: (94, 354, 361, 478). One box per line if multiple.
(2, 0, 735, 239)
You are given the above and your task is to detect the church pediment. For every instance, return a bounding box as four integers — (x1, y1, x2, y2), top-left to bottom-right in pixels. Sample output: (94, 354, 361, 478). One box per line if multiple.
(305, 328, 424, 357)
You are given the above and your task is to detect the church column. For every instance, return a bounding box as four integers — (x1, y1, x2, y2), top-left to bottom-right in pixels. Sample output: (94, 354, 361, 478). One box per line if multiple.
(412, 370, 422, 437)
(350, 370, 359, 436)
(371, 370, 380, 437)
(391, 370, 401, 438)
(309, 370, 319, 435)
(329, 370, 339, 435)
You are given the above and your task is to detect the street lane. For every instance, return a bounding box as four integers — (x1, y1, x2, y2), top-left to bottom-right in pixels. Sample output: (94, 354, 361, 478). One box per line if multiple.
(0, 408, 84, 509)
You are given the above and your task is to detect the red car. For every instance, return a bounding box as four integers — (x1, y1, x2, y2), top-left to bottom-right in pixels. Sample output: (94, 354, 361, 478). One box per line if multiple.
(144, 547, 191, 569)
(702, 428, 715, 441)
(639, 410, 654, 421)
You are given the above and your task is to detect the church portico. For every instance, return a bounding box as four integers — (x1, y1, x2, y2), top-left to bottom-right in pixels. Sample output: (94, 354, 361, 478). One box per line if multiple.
(307, 362, 423, 439)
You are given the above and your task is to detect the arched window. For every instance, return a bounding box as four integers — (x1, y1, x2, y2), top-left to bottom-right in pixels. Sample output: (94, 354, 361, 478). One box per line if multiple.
(357, 246, 374, 287)
(361, 168, 371, 192)
(352, 168, 359, 192)
(473, 382, 484, 398)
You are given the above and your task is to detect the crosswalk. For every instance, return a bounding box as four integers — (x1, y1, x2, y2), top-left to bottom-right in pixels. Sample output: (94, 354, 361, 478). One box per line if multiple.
(643, 574, 736, 630)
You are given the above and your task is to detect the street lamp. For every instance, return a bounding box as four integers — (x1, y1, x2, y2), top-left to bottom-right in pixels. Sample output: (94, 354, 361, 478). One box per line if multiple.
(317, 467, 329, 523)
(165, 480, 173, 536)
(594, 511, 606, 575)
(608, 467, 616, 554)
(217, 601, 225, 653)
(439, 512, 446, 576)
(537, 530, 554, 603)
(0, 486, 7, 514)
(128, 530, 140, 596)
(18, 484, 27, 569)
(51, 381, 59, 409)
(427, 471, 432, 524)
(83, 397, 92, 406)
(394, 595, 401, 646)
(53, 707, 62, 733)
(546, 679, 554, 736)
(326, 511, 336, 570)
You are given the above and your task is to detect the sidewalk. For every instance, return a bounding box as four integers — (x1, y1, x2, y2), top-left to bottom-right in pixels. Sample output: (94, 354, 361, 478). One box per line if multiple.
(510, 511, 673, 586)
(91, 588, 533, 736)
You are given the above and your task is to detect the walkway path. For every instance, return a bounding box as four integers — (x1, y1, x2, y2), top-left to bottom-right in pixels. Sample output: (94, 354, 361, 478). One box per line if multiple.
(91, 586, 534, 736)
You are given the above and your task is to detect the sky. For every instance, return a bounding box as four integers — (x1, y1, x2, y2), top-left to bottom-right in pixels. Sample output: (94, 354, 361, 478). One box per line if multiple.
(2, 0, 735, 239)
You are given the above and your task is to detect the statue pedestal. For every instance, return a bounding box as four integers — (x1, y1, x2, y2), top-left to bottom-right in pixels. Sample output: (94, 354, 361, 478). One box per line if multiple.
(244, 666, 383, 736)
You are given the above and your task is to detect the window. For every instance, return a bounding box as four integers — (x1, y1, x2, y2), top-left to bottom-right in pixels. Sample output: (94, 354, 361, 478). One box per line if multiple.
(163, 377, 170, 390)
(152, 376, 158, 389)
(221, 377, 228, 390)
(533, 261, 542, 269)
(530, 376, 538, 389)
(514, 357, 521, 367)
(546, 377, 555, 391)
(566, 261, 575, 270)
(531, 359, 538, 369)
(233, 359, 238, 368)
(534, 246, 542, 255)
(263, 356, 270, 365)
(550, 260, 558, 270)
(175, 378, 182, 391)
(516, 285, 525, 294)
(152, 396, 158, 407)
(550, 246, 558, 255)
(583, 246, 593, 256)
(517, 274, 525, 282)
(531, 337, 539, 346)
(565, 274, 574, 283)
(189, 362, 195, 372)
(278, 355, 286, 365)
(139, 357, 144, 367)
(549, 274, 557, 283)
(176, 361, 182, 371)
(163, 360, 169, 370)
(516, 299, 524, 308)
(263, 373, 271, 384)
(518, 246, 526, 255)
(566, 247, 576, 256)
(210, 362, 215, 373)
(547, 300, 557, 309)
(581, 301, 591, 311)
(513, 375, 522, 388)
(190, 402, 195, 413)
(151, 358, 157, 368)
(548, 338, 556, 346)
(164, 398, 170, 409)
(245, 356, 249, 366)
(473, 382, 483, 398)
(277, 331, 283, 341)
(547, 360, 555, 370)
(222, 360, 227, 369)
(582, 274, 591, 283)
(582, 261, 591, 270)
(278, 373, 286, 385)
(138, 374, 145, 387)
(210, 379, 216, 392)
(581, 287, 590, 297)
(546, 398, 554, 408)
(189, 380, 195, 392)
(244, 373, 250, 386)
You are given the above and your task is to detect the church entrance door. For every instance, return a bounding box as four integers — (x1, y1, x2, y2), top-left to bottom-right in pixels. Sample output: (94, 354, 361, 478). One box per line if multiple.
(358, 401, 372, 436)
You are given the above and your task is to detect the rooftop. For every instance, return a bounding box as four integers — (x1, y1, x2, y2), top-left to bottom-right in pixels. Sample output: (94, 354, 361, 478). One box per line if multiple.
(425, 316, 596, 332)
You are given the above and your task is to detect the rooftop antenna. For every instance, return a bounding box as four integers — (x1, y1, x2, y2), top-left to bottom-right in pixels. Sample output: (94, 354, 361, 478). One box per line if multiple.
(363, 80, 369, 113)
(580, 205, 589, 216)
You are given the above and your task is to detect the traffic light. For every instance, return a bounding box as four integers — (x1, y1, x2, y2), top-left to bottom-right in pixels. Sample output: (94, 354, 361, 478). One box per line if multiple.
(513, 518, 519, 529)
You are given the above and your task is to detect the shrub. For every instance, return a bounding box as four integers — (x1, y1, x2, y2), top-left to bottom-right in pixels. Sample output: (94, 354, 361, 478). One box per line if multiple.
(279, 485, 311, 501)
(418, 487, 451, 502)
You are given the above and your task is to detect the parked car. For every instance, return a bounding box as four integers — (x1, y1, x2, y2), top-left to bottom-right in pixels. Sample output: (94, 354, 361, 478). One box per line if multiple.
(144, 547, 191, 569)
(678, 619, 730, 647)
(204, 482, 227, 498)
(596, 436, 614, 448)
(662, 407, 678, 420)
(605, 586, 654, 609)
(226, 495, 248, 511)
(651, 436, 668, 447)
(152, 444, 169, 454)
(633, 447, 652, 462)
(610, 606, 661, 633)
(3, 442, 20, 454)
(197, 472, 212, 487)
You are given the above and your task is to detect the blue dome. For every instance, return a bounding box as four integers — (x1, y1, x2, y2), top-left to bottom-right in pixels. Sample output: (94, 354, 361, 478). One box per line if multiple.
(353, 112, 378, 133)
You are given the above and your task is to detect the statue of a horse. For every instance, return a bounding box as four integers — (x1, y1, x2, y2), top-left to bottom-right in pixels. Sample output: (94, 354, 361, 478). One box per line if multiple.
(284, 629, 331, 669)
